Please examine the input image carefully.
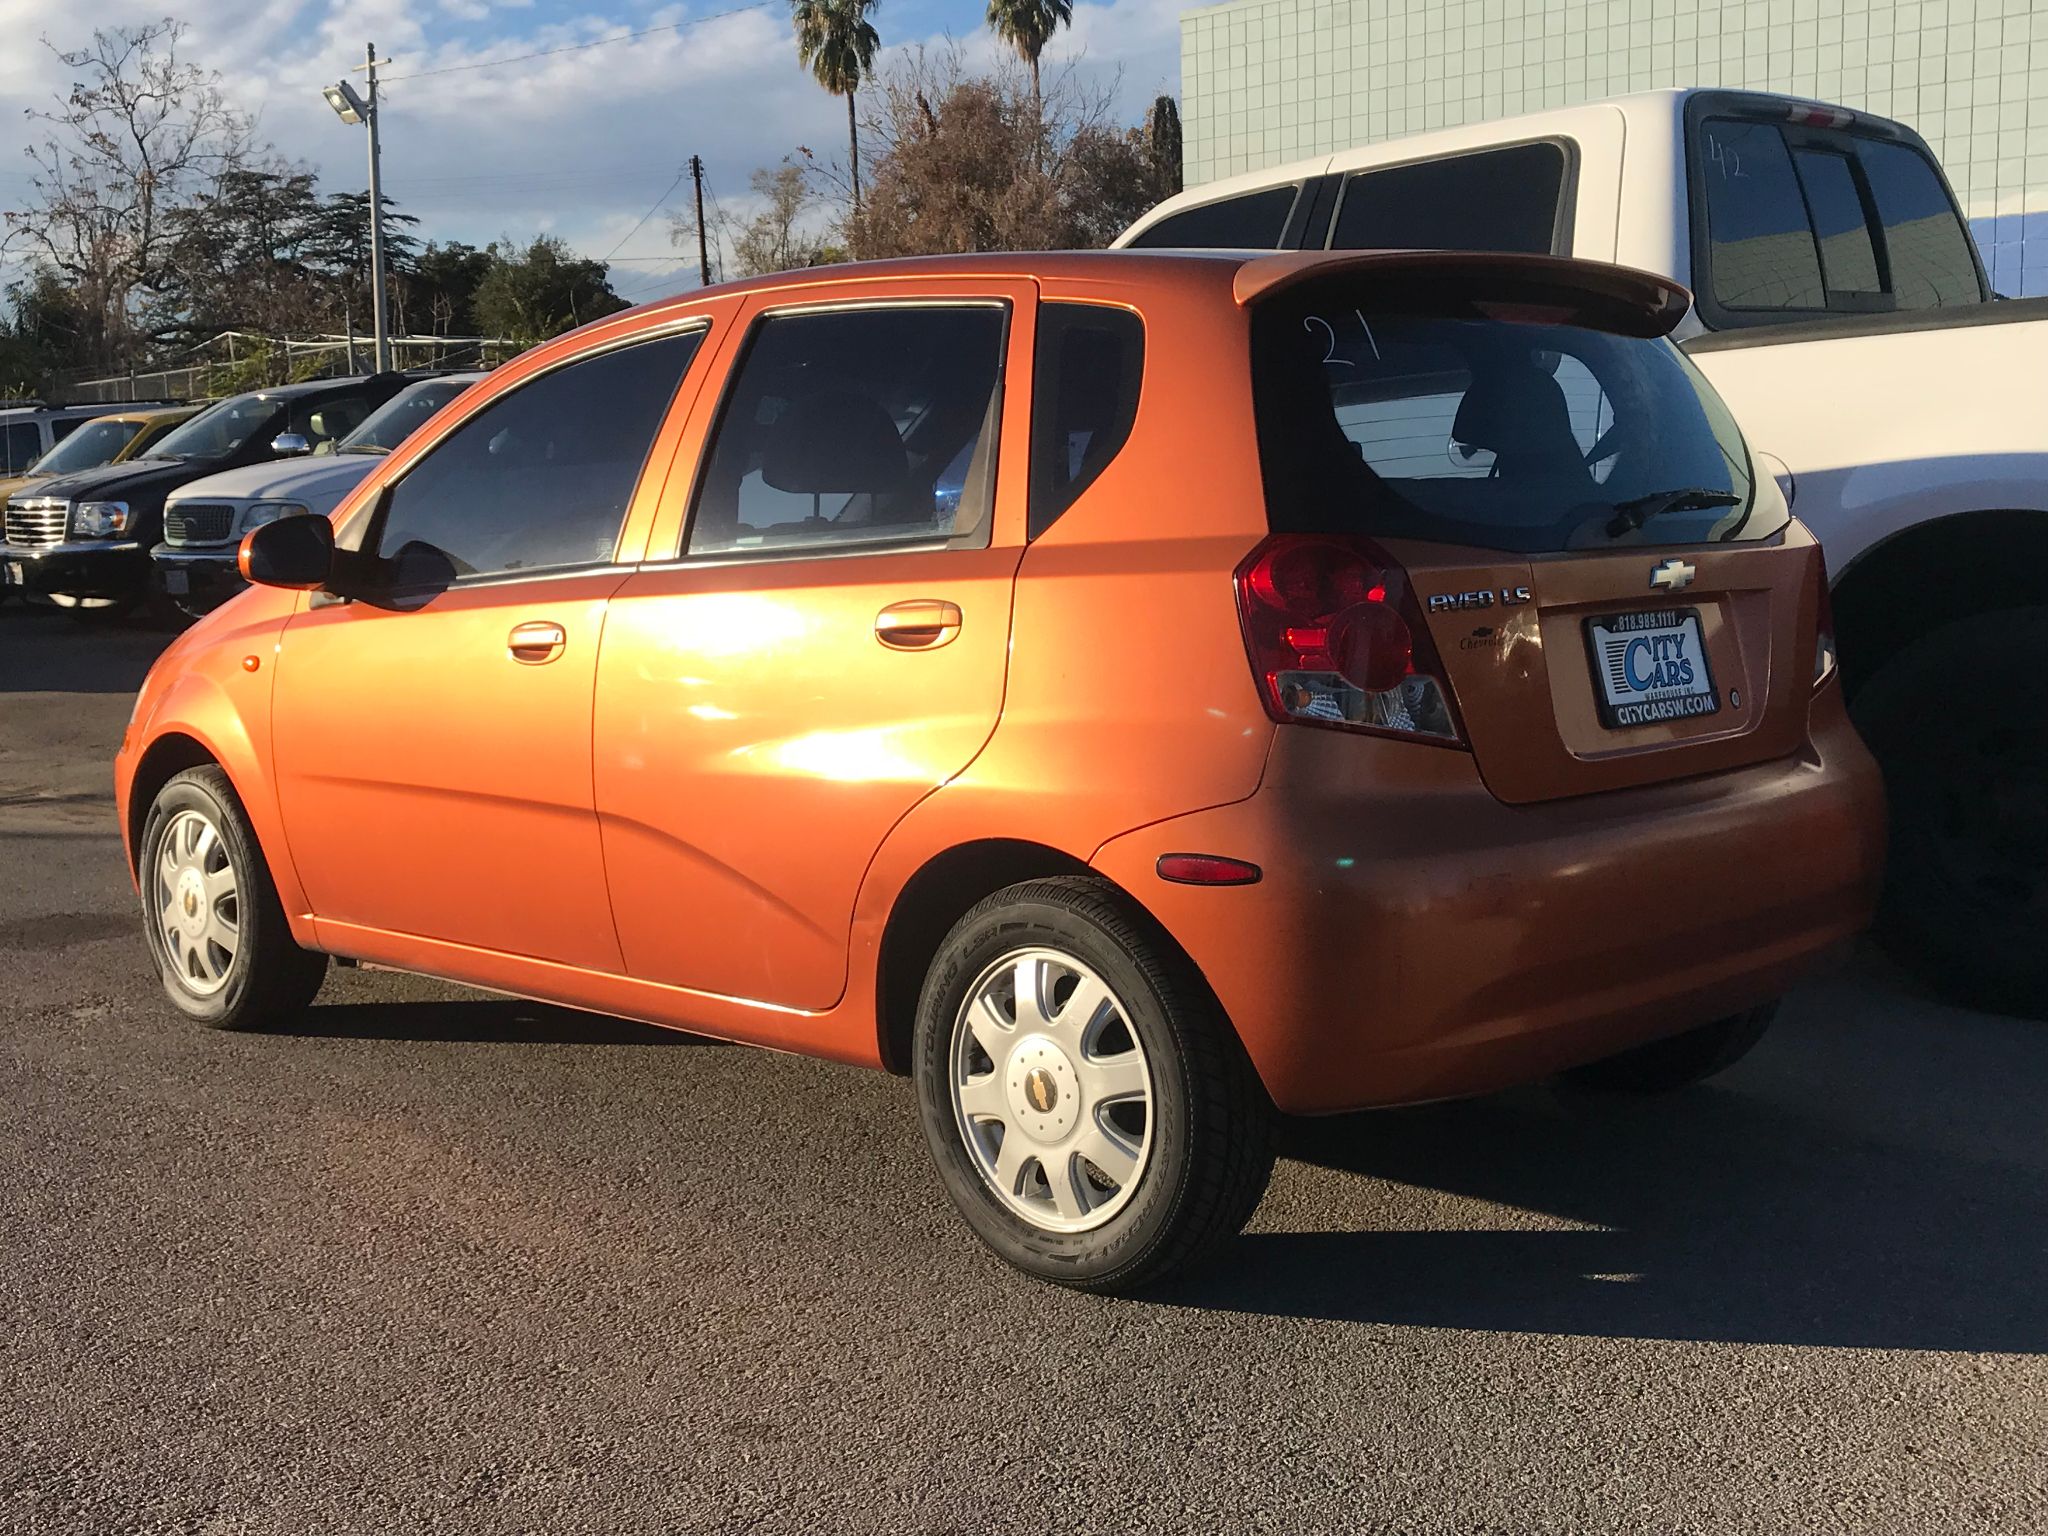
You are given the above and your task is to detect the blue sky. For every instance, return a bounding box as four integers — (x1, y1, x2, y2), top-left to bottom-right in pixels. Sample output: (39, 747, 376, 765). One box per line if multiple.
(0, 0, 1184, 311)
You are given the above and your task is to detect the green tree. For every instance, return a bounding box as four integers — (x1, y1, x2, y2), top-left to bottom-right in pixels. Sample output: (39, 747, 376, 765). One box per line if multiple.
(1145, 95, 1183, 201)
(984, 0, 1072, 158)
(472, 236, 626, 344)
(155, 167, 331, 342)
(792, 0, 880, 217)
(403, 241, 494, 336)
(307, 190, 422, 340)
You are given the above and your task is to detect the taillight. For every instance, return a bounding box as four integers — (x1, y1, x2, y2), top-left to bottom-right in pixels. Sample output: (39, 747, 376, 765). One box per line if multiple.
(1233, 533, 1463, 744)
(1812, 555, 1837, 688)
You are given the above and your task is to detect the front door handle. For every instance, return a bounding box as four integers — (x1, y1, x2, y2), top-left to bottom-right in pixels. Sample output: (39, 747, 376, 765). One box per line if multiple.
(875, 599, 962, 650)
(508, 620, 567, 663)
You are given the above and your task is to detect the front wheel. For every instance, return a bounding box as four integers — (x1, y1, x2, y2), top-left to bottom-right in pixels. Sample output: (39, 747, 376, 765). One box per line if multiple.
(912, 877, 1274, 1293)
(1852, 608, 2048, 1020)
(139, 766, 327, 1030)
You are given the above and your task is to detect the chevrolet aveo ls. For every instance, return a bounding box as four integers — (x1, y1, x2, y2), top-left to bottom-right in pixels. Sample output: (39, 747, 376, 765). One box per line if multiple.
(117, 250, 1884, 1292)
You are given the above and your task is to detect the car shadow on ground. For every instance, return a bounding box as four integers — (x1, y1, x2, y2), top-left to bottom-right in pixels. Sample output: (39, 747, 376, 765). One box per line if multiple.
(1159, 995, 2048, 1354)
(275, 996, 721, 1048)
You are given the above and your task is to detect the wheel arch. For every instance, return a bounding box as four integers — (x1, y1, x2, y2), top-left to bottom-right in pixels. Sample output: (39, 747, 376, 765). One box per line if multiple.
(876, 838, 1171, 1075)
(125, 731, 223, 877)
(1831, 506, 2048, 697)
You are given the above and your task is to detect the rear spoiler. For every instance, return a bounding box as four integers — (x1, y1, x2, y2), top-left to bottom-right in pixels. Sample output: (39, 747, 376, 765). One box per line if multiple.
(1233, 250, 1693, 339)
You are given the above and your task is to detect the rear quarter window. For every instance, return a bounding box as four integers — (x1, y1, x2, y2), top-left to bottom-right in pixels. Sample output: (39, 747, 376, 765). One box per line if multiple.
(1028, 304, 1144, 538)
(1328, 142, 1573, 255)
(1125, 186, 1300, 249)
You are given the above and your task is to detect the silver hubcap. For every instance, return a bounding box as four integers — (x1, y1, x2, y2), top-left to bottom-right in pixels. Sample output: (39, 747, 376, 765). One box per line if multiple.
(949, 948, 1154, 1233)
(153, 808, 240, 997)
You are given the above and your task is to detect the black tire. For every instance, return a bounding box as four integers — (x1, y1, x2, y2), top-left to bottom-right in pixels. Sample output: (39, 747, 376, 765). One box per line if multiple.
(1851, 608, 2048, 1020)
(1559, 1003, 1776, 1093)
(912, 876, 1274, 1294)
(138, 765, 327, 1030)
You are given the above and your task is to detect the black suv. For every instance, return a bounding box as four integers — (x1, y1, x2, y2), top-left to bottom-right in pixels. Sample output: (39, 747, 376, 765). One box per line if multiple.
(0, 373, 412, 621)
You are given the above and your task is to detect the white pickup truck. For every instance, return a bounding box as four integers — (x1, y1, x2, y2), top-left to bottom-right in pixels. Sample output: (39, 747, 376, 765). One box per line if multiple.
(1118, 87, 2047, 1019)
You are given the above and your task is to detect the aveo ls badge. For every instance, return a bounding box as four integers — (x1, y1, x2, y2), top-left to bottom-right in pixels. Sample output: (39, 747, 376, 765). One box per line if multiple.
(1427, 585, 1532, 613)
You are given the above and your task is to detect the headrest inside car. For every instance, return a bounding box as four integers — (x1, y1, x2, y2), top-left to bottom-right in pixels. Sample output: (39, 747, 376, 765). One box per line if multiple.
(1451, 359, 1576, 460)
(761, 388, 907, 495)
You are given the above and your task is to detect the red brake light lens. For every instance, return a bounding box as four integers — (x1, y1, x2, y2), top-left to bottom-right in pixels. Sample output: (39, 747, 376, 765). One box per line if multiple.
(1233, 534, 1463, 744)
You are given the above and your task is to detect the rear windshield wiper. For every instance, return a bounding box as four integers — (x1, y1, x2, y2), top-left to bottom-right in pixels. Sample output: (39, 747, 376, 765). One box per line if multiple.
(1605, 487, 1742, 539)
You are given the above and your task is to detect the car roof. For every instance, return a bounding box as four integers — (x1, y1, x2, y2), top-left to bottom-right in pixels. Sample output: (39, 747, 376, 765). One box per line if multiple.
(625, 249, 1252, 313)
(616, 246, 1674, 317)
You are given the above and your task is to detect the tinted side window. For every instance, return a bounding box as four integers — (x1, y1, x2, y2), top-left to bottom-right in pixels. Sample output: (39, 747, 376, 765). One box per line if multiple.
(2, 423, 40, 474)
(1029, 304, 1144, 538)
(1330, 143, 1569, 254)
(1791, 149, 1882, 295)
(376, 330, 701, 579)
(51, 418, 85, 443)
(1699, 120, 1827, 311)
(687, 306, 1005, 557)
(1858, 138, 1984, 308)
(1125, 187, 1299, 249)
(290, 393, 372, 450)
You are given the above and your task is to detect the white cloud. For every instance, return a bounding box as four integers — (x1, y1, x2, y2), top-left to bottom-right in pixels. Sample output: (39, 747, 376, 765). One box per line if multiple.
(0, 0, 1185, 294)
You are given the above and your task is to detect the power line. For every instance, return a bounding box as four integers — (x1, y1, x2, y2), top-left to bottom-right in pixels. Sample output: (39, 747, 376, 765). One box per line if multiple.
(602, 166, 690, 261)
(384, 3, 775, 83)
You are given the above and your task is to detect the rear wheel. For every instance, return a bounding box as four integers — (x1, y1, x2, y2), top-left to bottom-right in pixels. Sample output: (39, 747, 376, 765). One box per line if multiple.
(139, 766, 327, 1030)
(913, 877, 1273, 1293)
(1560, 1003, 1776, 1093)
(1852, 608, 2048, 1020)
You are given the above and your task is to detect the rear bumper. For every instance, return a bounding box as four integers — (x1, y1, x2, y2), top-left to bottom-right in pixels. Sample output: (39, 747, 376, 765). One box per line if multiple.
(1091, 688, 1886, 1115)
(151, 544, 247, 611)
(0, 539, 149, 601)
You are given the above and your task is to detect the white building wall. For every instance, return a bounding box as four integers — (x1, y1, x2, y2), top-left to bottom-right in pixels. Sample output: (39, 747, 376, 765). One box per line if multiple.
(1180, 0, 2048, 294)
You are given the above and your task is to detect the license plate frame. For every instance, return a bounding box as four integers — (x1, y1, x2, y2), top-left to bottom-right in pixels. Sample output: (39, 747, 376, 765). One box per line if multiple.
(1582, 606, 1721, 729)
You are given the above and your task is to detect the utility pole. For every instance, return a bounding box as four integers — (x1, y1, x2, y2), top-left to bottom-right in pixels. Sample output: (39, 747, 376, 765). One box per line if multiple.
(689, 155, 711, 287)
(364, 43, 391, 372)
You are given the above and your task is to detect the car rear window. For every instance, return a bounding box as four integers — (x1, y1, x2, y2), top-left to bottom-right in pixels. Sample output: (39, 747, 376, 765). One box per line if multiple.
(1252, 279, 1775, 555)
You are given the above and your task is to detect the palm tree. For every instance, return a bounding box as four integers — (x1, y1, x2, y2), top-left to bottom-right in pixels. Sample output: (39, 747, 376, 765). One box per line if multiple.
(792, 0, 880, 216)
(985, 0, 1073, 150)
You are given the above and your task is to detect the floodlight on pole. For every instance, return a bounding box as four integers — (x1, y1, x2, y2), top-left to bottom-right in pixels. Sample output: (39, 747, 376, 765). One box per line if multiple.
(321, 49, 390, 372)
(322, 80, 368, 125)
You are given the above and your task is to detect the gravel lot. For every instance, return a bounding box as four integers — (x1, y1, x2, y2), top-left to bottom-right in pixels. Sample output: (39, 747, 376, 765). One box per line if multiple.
(2, 601, 2043, 1535)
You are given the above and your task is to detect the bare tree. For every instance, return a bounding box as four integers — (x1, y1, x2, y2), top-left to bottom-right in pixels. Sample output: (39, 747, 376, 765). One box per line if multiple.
(3, 20, 257, 371)
(672, 155, 841, 281)
(847, 47, 1158, 257)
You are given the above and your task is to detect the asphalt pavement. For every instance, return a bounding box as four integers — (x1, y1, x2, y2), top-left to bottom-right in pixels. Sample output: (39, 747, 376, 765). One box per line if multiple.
(2, 601, 2043, 1535)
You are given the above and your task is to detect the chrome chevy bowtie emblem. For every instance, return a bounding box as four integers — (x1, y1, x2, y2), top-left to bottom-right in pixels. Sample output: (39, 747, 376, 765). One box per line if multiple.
(1649, 558, 1697, 591)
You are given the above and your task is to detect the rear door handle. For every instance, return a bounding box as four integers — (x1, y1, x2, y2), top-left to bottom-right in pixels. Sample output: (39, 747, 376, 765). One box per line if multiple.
(875, 599, 962, 650)
(507, 620, 567, 663)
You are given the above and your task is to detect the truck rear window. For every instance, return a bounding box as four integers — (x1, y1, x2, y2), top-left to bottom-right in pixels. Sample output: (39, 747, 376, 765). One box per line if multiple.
(1695, 118, 1985, 321)
(1252, 283, 1776, 555)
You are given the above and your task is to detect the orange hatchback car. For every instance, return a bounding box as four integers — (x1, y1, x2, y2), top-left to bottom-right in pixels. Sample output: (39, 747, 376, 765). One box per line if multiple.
(117, 250, 1884, 1291)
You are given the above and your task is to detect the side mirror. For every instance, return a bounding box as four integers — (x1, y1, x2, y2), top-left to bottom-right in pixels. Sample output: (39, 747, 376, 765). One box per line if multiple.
(240, 515, 334, 591)
(270, 432, 312, 457)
